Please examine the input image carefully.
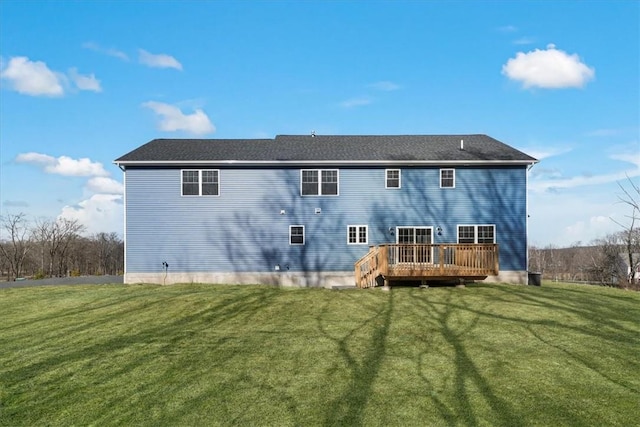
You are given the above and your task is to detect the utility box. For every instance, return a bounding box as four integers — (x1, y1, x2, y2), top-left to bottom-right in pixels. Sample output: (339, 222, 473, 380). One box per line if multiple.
(528, 272, 542, 286)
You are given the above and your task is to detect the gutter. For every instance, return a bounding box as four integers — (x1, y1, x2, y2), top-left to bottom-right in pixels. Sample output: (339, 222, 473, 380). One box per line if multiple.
(113, 159, 539, 168)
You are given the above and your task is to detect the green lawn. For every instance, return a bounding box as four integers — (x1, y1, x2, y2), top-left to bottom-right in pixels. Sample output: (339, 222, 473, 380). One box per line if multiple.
(1, 282, 638, 426)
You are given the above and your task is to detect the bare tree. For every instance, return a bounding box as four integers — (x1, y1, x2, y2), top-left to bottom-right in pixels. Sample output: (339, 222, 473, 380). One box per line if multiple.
(588, 233, 625, 285)
(93, 232, 123, 275)
(0, 213, 33, 281)
(613, 176, 640, 286)
(34, 218, 86, 276)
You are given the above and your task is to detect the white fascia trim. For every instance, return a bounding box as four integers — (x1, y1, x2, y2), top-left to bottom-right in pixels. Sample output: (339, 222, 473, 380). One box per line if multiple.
(114, 159, 539, 167)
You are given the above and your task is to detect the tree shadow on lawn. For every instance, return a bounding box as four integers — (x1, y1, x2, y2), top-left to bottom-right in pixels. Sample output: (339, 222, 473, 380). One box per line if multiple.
(409, 288, 524, 427)
(487, 284, 640, 394)
(2, 286, 301, 425)
(317, 290, 393, 426)
(484, 284, 640, 346)
(407, 283, 640, 418)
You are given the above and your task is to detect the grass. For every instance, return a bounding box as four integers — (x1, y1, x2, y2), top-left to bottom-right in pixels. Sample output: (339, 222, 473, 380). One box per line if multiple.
(1, 281, 639, 426)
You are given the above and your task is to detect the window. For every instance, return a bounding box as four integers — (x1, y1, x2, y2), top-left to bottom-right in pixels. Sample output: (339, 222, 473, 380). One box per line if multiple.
(290, 225, 305, 245)
(477, 225, 495, 244)
(347, 225, 368, 244)
(457, 225, 495, 244)
(458, 226, 475, 244)
(301, 169, 338, 196)
(440, 168, 455, 188)
(182, 170, 219, 196)
(386, 169, 401, 189)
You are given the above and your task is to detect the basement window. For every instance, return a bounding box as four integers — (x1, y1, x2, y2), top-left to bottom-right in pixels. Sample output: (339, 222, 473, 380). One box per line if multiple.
(290, 225, 305, 245)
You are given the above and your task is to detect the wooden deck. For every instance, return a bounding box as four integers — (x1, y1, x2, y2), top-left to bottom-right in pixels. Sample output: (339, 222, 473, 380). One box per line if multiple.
(354, 244, 499, 288)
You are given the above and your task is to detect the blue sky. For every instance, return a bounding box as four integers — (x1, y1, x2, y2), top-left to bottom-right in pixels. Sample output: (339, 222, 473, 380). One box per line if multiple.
(1, 1, 638, 247)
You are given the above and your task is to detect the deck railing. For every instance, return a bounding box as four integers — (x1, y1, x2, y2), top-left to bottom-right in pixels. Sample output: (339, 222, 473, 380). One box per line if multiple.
(354, 244, 499, 288)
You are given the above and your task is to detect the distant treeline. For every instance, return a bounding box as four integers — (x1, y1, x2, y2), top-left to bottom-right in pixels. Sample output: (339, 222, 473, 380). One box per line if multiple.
(0, 213, 123, 281)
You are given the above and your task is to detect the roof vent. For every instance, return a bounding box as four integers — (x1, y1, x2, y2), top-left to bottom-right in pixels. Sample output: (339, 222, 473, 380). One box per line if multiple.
(460, 139, 464, 150)
(311, 130, 316, 137)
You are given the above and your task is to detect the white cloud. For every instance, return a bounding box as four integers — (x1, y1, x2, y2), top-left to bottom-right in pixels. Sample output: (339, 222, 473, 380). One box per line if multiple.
(86, 177, 124, 194)
(340, 97, 373, 108)
(368, 81, 401, 91)
(138, 49, 183, 70)
(142, 101, 215, 135)
(513, 37, 535, 45)
(563, 215, 618, 244)
(0, 56, 103, 96)
(16, 152, 109, 177)
(524, 146, 572, 161)
(585, 128, 622, 137)
(529, 168, 640, 193)
(59, 194, 123, 235)
(528, 188, 625, 246)
(3, 200, 30, 208)
(498, 25, 518, 33)
(0, 56, 64, 96)
(610, 152, 640, 167)
(82, 41, 129, 61)
(502, 44, 595, 89)
(68, 67, 102, 92)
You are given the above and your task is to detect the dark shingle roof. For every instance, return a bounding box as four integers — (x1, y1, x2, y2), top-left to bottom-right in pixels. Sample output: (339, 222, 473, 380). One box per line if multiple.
(114, 134, 537, 165)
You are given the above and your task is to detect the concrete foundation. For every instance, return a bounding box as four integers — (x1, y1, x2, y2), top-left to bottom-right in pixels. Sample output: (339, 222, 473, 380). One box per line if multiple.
(125, 269, 529, 287)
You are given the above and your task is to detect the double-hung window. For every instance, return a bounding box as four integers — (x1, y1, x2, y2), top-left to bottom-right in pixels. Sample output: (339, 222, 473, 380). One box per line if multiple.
(440, 168, 455, 188)
(301, 169, 339, 195)
(457, 225, 495, 244)
(290, 225, 305, 245)
(386, 169, 401, 189)
(347, 225, 368, 244)
(182, 170, 219, 196)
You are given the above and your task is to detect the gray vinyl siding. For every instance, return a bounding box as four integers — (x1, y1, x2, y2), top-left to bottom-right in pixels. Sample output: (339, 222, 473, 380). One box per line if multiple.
(125, 165, 528, 274)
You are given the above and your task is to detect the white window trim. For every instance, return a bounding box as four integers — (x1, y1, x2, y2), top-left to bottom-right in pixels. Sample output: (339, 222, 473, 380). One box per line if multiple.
(181, 169, 220, 197)
(456, 224, 496, 244)
(300, 169, 339, 196)
(395, 226, 434, 244)
(385, 169, 401, 189)
(440, 168, 455, 188)
(347, 225, 368, 245)
(289, 225, 305, 245)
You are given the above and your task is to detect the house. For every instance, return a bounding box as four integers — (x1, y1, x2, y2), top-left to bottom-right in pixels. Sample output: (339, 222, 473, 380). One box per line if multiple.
(114, 134, 538, 287)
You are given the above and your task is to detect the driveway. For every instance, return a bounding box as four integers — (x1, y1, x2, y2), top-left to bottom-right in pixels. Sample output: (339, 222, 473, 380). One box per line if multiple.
(0, 275, 124, 289)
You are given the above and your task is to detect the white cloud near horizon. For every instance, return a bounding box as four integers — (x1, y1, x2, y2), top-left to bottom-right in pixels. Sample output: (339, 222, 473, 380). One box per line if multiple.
(529, 167, 640, 193)
(15, 149, 125, 234)
(59, 194, 124, 235)
(82, 41, 129, 61)
(16, 152, 109, 177)
(86, 177, 124, 194)
(138, 49, 183, 70)
(0, 56, 64, 96)
(610, 152, 640, 167)
(142, 101, 215, 135)
(502, 44, 595, 89)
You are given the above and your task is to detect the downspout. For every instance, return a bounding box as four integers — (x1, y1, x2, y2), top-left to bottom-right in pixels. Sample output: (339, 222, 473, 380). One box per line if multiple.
(526, 161, 536, 283)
